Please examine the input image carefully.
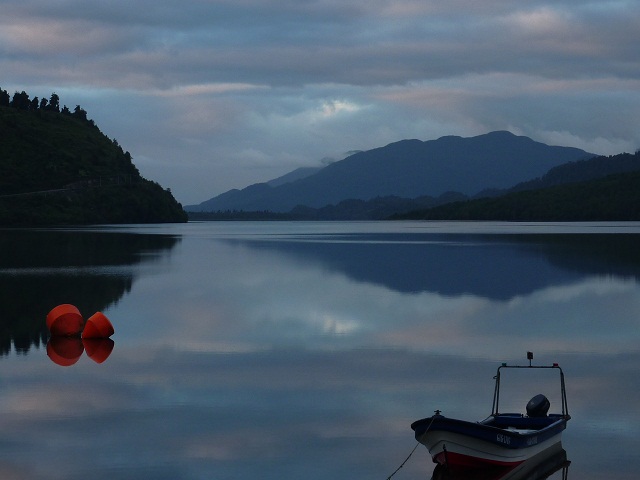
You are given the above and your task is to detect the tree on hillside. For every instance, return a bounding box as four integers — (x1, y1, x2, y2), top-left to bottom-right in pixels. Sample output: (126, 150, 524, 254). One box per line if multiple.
(73, 105, 88, 121)
(48, 93, 60, 112)
(11, 91, 31, 110)
(0, 89, 9, 107)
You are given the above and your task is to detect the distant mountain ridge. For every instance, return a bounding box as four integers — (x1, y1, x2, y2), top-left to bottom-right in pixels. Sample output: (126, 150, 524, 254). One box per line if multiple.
(186, 131, 594, 212)
(266, 167, 322, 187)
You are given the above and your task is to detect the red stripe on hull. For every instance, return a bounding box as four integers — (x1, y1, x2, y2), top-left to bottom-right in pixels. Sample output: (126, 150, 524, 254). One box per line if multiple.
(433, 450, 524, 469)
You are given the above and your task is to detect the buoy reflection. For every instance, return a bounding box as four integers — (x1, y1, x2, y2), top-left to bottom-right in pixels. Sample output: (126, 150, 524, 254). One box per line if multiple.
(46, 337, 115, 366)
(83, 338, 115, 364)
(46, 336, 84, 366)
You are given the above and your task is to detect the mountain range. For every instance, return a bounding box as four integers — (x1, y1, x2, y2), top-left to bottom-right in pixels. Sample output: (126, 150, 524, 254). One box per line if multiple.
(186, 131, 594, 213)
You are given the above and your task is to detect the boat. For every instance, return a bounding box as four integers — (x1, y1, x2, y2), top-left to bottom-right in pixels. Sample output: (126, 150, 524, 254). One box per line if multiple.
(411, 353, 570, 471)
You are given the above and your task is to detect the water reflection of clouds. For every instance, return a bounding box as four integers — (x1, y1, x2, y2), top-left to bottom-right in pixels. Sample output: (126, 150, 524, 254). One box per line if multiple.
(2, 344, 640, 478)
(490, 277, 640, 354)
(0, 347, 492, 478)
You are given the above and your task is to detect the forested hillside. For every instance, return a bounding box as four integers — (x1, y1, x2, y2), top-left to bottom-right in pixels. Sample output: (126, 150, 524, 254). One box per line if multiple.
(395, 157, 640, 221)
(500, 151, 640, 194)
(0, 88, 187, 225)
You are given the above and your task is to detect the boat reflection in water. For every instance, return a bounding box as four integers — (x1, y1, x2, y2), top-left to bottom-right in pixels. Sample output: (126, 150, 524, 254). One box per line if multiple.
(46, 336, 114, 366)
(431, 443, 570, 480)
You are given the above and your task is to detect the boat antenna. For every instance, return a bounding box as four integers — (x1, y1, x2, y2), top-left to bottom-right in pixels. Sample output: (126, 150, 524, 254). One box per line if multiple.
(527, 351, 533, 367)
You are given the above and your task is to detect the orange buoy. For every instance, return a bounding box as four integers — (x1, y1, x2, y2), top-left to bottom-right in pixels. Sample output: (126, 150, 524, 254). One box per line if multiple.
(46, 337, 84, 366)
(83, 338, 115, 364)
(81, 312, 115, 339)
(46, 304, 84, 337)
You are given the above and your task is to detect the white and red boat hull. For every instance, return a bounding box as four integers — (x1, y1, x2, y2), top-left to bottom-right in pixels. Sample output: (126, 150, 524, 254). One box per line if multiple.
(411, 413, 568, 469)
(421, 427, 563, 468)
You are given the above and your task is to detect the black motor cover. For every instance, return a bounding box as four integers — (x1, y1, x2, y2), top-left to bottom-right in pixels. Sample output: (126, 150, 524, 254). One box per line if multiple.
(526, 394, 550, 417)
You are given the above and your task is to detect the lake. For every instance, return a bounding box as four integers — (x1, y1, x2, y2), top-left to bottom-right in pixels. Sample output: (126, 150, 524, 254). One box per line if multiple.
(1, 221, 639, 479)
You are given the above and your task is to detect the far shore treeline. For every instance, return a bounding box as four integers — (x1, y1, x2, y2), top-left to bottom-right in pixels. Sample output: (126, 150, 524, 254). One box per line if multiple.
(392, 161, 640, 221)
(0, 88, 187, 225)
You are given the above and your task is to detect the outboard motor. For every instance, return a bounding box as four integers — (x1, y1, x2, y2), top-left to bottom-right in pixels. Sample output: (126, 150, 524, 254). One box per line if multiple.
(526, 394, 550, 417)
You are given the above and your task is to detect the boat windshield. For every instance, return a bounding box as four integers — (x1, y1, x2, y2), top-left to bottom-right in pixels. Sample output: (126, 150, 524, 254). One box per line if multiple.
(491, 362, 569, 419)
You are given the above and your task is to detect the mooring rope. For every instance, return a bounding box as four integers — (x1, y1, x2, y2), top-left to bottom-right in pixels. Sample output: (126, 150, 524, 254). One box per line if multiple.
(385, 414, 437, 480)
(385, 442, 420, 480)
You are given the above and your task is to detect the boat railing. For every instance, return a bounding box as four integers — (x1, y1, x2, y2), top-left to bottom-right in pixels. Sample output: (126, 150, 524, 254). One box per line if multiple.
(491, 353, 570, 420)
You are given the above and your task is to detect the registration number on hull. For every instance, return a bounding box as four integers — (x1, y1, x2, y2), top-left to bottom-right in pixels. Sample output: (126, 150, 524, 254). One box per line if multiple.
(496, 433, 538, 446)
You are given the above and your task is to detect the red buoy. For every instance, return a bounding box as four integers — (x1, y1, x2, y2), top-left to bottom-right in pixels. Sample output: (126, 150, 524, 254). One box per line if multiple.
(83, 338, 115, 364)
(81, 312, 115, 338)
(46, 304, 84, 337)
(47, 337, 84, 366)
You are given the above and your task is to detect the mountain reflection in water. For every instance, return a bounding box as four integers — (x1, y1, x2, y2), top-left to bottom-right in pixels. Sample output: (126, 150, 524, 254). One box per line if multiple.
(225, 233, 640, 299)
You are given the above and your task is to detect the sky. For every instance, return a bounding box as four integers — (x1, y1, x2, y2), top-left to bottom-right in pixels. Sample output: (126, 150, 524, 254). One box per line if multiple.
(1, 0, 639, 205)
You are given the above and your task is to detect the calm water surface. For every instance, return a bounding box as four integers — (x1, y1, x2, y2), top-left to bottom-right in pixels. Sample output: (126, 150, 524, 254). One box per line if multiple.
(1, 221, 640, 479)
